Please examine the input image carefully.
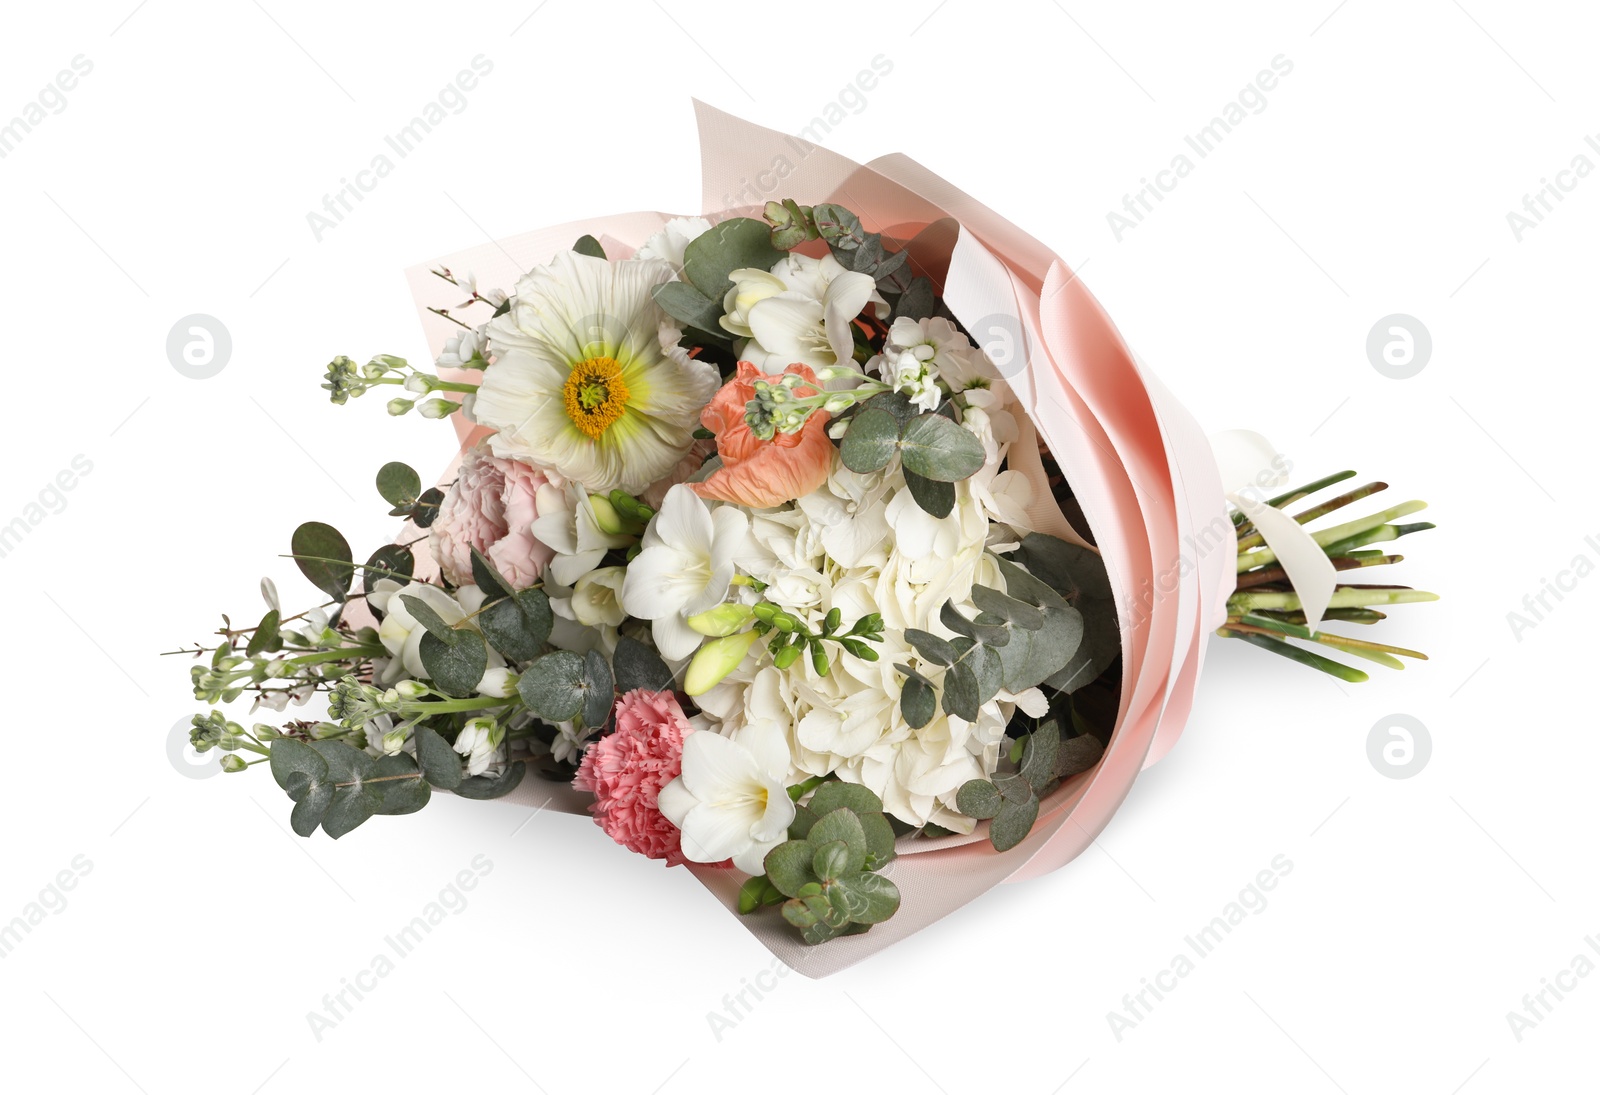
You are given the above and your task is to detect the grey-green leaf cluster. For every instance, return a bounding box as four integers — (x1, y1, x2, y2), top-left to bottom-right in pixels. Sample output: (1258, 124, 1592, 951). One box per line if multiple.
(737, 782, 900, 946)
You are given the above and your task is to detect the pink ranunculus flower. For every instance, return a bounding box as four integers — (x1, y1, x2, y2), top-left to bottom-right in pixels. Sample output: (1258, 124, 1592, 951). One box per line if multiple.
(428, 442, 554, 589)
(573, 688, 694, 865)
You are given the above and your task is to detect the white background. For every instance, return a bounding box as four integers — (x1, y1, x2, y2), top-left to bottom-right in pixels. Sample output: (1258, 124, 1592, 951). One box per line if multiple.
(2, 1, 1594, 1091)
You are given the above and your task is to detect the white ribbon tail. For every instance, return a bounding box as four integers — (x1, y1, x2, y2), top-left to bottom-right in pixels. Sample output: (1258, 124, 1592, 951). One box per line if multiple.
(1227, 492, 1338, 632)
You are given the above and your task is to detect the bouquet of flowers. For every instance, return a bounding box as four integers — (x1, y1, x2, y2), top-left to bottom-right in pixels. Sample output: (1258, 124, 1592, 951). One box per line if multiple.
(178, 105, 1436, 972)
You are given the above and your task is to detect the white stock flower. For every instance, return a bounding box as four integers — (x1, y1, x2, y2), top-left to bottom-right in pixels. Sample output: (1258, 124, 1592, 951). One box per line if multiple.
(619, 485, 749, 660)
(874, 347, 942, 412)
(453, 717, 503, 777)
(657, 722, 796, 874)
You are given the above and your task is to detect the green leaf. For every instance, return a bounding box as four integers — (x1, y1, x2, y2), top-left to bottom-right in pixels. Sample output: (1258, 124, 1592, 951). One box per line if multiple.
(904, 630, 956, 666)
(289, 779, 333, 837)
(966, 642, 1004, 707)
(478, 588, 553, 662)
(681, 217, 784, 301)
(419, 629, 488, 698)
(738, 875, 772, 915)
(371, 754, 431, 815)
(971, 585, 1046, 630)
(1056, 732, 1106, 780)
(957, 779, 1002, 820)
(830, 872, 900, 924)
(518, 650, 587, 722)
(942, 660, 980, 722)
(788, 804, 818, 840)
(891, 276, 936, 321)
(309, 741, 378, 839)
(863, 390, 919, 426)
(808, 809, 868, 875)
(652, 281, 728, 336)
(1013, 533, 1115, 601)
(270, 737, 328, 792)
(993, 558, 1086, 692)
(764, 840, 820, 899)
(990, 793, 1040, 852)
(414, 725, 463, 790)
(246, 610, 280, 657)
(940, 601, 1011, 647)
(410, 487, 444, 528)
(813, 839, 851, 882)
(902, 468, 954, 518)
(899, 413, 985, 482)
(811, 203, 866, 251)
(807, 782, 884, 817)
(399, 594, 459, 643)
(581, 647, 614, 729)
(291, 522, 353, 601)
(859, 812, 896, 871)
(782, 898, 840, 945)
(375, 462, 421, 507)
(470, 548, 514, 599)
(363, 544, 415, 596)
(1019, 722, 1061, 793)
(613, 635, 673, 694)
(572, 234, 606, 259)
(454, 760, 526, 800)
(839, 406, 901, 474)
(899, 671, 936, 729)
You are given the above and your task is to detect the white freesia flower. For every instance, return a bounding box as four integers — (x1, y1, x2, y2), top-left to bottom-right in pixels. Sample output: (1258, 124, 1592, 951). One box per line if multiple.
(635, 216, 712, 271)
(528, 481, 633, 587)
(732, 252, 888, 374)
(473, 251, 719, 494)
(368, 580, 504, 687)
(568, 565, 627, 628)
(620, 485, 749, 660)
(657, 722, 796, 874)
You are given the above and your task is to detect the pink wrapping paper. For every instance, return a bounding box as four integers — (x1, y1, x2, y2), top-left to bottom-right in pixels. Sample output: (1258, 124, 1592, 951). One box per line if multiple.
(404, 104, 1232, 975)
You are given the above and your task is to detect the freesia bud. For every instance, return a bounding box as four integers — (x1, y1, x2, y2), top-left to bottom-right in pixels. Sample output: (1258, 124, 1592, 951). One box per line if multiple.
(683, 630, 760, 696)
(687, 603, 756, 637)
(588, 493, 626, 535)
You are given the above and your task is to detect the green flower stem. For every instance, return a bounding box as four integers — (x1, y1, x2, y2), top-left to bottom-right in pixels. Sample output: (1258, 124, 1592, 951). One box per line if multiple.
(1235, 553, 1403, 591)
(1236, 480, 1388, 552)
(1228, 587, 1439, 613)
(1233, 613, 1426, 661)
(1320, 521, 1435, 557)
(1261, 470, 1357, 510)
(402, 696, 519, 716)
(1217, 627, 1370, 683)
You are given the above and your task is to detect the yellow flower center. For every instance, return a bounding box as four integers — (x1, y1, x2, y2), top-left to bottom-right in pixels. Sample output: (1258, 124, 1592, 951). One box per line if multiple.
(561, 356, 630, 439)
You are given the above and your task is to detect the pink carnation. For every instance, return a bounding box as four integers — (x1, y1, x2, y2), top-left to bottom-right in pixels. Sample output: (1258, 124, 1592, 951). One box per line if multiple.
(573, 689, 693, 866)
(428, 442, 553, 589)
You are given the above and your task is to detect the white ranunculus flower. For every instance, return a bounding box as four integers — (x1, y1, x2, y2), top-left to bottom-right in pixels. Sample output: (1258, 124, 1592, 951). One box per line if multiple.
(620, 485, 749, 660)
(529, 481, 633, 587)
(473, 251, 719, 494)
(368, 580, 504, 686)
(635, 216, 712, 271)
(657, 722, 796, 874)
